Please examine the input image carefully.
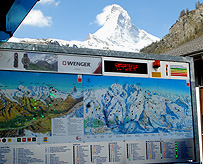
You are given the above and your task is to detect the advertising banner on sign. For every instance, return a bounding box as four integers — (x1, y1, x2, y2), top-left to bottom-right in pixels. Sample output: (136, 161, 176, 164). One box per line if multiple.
(58, 55, 102, 74)
(0, 51, 102, 74)
(0, 51, 58, 72)
(0, 51, 24, 70)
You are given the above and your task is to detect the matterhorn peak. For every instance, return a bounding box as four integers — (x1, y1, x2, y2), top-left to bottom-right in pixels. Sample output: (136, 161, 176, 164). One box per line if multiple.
(96, 4, 131, 27)
(94, 4, 135, 38)
(85, 4, 159, 52)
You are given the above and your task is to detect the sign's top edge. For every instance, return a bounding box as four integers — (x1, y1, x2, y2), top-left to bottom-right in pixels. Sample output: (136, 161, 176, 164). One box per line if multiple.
(0, 42, 193, 63)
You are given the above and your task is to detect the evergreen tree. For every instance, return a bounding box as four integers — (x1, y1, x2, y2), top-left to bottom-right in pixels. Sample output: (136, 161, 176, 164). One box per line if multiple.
(198, 1, 201, 7)
(186, 8, 189, 15)
(196, 1, 201, 9)
(179, 10, 186, 19)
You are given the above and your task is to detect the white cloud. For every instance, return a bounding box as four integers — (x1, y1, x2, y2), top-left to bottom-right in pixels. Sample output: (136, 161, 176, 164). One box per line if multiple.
(55, 1, 60, 6)
(22, 9, 52, 27)
(39, 0, 54, 4)
(38, 0, 60, 6)
(96, 5, 113, 26)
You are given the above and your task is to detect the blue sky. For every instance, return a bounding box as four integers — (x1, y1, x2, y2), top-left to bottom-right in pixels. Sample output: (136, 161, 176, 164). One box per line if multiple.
(13, 0, 202, 41)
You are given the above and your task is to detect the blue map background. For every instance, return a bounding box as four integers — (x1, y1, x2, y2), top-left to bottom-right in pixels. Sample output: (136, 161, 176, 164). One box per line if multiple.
(84, 75, 191, 96)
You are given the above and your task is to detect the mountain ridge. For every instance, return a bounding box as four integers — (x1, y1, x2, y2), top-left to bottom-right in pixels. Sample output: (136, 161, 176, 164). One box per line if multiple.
(140, 3, 203, 54)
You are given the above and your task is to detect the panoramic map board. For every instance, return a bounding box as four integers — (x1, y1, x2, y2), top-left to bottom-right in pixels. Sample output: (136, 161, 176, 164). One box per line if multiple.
(0, 69, 195, 163)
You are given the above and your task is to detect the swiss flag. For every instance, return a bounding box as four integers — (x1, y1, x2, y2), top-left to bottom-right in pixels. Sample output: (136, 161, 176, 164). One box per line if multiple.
(187, 80, 190, 87)
(78, 75, 82, 83)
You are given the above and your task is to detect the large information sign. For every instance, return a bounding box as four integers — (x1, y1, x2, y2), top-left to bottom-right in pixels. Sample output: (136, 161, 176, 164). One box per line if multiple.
(0, 50, 197, 163)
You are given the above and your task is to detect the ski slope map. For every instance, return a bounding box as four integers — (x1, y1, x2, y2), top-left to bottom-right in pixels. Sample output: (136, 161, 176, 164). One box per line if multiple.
(84, 75, 193, 136)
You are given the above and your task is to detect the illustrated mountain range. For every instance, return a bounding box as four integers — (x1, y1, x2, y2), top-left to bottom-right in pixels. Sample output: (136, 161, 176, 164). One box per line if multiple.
(0, 77, 192, 137)
(0, 85, 83, 137)
(84, 83, 192, 135)
(9, 4, 159, 52)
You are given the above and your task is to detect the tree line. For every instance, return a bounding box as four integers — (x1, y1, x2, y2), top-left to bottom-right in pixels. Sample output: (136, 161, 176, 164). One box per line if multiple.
(179, 1, 201, 19)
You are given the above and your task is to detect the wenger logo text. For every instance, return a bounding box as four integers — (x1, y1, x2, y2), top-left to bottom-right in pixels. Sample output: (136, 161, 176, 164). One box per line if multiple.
(62, 61, 91, 67)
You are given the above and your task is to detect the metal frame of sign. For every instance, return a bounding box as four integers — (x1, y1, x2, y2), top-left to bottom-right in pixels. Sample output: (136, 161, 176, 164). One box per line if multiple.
(0, 42, 200, 163)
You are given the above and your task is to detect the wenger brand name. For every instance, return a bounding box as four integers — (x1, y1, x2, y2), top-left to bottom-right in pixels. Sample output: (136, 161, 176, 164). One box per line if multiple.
(62, 61, 91, 67)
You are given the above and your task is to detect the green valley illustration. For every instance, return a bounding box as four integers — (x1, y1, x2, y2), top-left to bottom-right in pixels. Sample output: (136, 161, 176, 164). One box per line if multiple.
(0, 71, 193, 139)
(0, 71, 83, 137)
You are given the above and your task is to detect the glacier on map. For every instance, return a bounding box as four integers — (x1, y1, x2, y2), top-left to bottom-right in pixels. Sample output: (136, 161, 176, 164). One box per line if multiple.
(84, 79, 192, 135)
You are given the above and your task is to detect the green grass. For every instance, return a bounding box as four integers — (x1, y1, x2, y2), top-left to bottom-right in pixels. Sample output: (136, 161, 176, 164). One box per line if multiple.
(27, 63, 51, 71)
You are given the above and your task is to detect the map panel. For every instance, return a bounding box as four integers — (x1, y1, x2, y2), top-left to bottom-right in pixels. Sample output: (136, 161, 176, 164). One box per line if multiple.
(84, 75, 193, 138)
(0, 71, 83, 138)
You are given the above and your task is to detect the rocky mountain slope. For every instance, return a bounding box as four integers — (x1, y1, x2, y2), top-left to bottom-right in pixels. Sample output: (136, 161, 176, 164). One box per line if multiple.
(9, 4, 159, 52)
(140, 3, 203, 54)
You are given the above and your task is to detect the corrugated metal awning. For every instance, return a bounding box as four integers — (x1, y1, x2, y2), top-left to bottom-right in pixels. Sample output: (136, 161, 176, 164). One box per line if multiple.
(0, 0, 38, 42)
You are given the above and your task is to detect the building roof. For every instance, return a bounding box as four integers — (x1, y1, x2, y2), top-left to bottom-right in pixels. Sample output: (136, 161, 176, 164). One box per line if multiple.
(0, 42, 193, 64)
(164, 35, 203, 59)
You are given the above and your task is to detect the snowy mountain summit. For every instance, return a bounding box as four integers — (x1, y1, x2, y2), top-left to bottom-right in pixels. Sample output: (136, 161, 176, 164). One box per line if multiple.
(85, 4, 159, 52)
(10, 4, 159, 52)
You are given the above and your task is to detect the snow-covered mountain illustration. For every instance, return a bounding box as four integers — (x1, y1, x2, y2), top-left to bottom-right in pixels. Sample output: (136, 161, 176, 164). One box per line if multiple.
(9, 4, 159, 52)
(84, 82, 192, 135)
(0, 84, 84, 137)
(0, 85, 84, 109)
(1, 85, 71, 103)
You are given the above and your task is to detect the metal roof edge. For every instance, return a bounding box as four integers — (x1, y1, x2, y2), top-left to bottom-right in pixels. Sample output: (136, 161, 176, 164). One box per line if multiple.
(0, 42, 193, 63)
